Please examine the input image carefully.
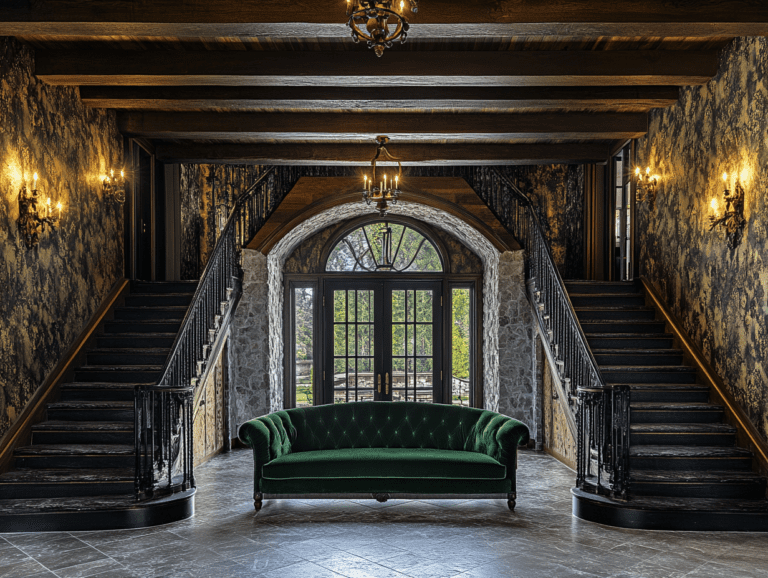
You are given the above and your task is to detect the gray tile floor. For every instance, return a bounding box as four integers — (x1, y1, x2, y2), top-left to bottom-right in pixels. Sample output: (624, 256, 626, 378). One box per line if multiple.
(2, 449, 768, 578)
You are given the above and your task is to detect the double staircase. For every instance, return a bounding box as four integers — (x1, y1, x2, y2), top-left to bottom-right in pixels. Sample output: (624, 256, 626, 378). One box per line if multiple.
(566, 280, 768, 531)
(0, 281, 197, 531)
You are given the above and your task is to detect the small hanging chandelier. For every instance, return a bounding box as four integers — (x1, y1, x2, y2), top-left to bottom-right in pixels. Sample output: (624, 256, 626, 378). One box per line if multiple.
(361, 136, 402, 216)
(346, 0, 419, 57)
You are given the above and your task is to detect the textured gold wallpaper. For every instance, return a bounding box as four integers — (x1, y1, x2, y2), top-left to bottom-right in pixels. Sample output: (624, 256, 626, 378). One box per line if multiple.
(193, 339, 227, 465)
(542, 358, 577, 469)
(0, 38, 123, 439)
(636, 37, 768, 443)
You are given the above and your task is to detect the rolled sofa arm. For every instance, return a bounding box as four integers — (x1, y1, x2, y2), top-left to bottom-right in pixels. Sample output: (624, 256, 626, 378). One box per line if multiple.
(238, 411, 296, 489)
(467, 412, 530, 475)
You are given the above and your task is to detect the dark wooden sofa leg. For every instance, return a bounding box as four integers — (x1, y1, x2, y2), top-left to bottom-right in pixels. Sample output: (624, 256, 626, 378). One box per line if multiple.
(507, 493, 516, 512)
(254, 493, 263, 512)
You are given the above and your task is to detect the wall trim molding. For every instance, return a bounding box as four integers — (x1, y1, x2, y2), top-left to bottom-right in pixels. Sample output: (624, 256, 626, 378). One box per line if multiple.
(0, 278, 130, 474)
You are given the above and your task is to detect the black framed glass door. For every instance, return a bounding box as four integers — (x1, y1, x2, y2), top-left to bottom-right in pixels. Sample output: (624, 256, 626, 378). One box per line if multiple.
(323, 279, 443, 404)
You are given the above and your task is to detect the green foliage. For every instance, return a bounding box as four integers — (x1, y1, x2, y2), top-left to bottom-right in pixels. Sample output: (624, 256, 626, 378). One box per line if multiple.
(452, 288, 470, 381)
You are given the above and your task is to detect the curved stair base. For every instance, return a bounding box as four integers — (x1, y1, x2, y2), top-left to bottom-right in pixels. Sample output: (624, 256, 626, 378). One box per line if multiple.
(573, 488, 768, 532)
(0, 489, 194, 532)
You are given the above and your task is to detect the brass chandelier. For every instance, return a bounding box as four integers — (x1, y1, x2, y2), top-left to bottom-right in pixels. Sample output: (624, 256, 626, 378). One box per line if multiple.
(361, 136, 402, 216)
(346, 0, 419, 57)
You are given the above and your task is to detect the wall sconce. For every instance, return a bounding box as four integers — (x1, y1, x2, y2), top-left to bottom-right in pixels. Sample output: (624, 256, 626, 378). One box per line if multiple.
(102, 169, 126, 204)
(17, 173, 63, 248)
(709, 172, 746, 249)
(635, 166, 660, 209)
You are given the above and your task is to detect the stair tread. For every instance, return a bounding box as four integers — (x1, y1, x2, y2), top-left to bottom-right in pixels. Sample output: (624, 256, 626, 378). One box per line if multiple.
(627, 384, 709, 390)
(630, 445, 752, 458)
(592, 348, 680, 353)
(0, 468, 133, 483)
(631, 402, 722, 410)
(61, 382, 151, 389)
(78, 365, 163, 370)
(586, 333, 674, 337)
(0, 493, 183, 515)
(575, 489, 768, 512)
(99, 332, 178, 337)
(569, 293, 644, 297)
(118, 305, 189, 310)
(631, 423, 736, 433)
(32, 421, 133, 432)
(89, 348, 171, 353)
(630, 470, 764, 483)
(46, 401, 133, 410)
(575, 307, 654, 312)
(14, 444, 135, 456)
(600, 364, 696, 372)
(581, 320, 663, 324)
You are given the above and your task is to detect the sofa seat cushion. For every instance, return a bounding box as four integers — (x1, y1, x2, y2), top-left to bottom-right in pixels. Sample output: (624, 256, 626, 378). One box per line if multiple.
(262, 448, 506, 481)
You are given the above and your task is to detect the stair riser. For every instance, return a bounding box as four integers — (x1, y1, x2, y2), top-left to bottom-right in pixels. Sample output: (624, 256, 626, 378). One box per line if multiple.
(97, 336, 175, 349)
(59, 388, 134, 402)
(87, 352, 168, 365)
(581, 323, 666, 334)
(0, 482, 133, 499)
(594, 354, 684, 366)
(630, 457, 753, 471)
(114, 309, 185, 321)
(630, 482, 766, 499)
(74, 370, 161, 382)
(131, 282, 197, 294)
(32, 431, 133, 445)
(570, 295, 646, 307)
(125, 295, 193, 307)
(630, 432, 736, 446)
(564, 283, 639, 294)
(630, 390, 709, 403)
(14, 455, 134, 469)
(576, 310, 657, 321)
(603, 371, 697, 384)
(47, 408, 134, 422)
(587, 337, 675, 349)
(631, 409, 723, 423)
(105, 321, 182, 334)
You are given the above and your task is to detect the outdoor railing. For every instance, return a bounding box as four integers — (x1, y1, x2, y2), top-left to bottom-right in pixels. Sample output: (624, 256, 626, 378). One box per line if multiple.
(462, 166, 629, 499)
(134, 166, 302, 499)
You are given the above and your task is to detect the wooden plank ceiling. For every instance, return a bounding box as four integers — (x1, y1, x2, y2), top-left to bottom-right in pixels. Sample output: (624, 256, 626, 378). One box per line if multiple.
(2, 1, 762, 165)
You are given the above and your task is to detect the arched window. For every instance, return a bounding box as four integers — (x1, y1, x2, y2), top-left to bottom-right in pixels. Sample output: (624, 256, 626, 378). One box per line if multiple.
(326, 221, 443, 273)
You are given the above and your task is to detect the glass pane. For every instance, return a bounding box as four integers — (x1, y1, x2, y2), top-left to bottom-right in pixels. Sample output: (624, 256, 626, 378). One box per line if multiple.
(416, 324, 432, 356)
(416, 290, 432, 322)
(347, 290, 356, 322)
(334, 290, 345, 322)
(452, 288, 471, 406)
(294, 287, 314, 408)
(392, 290, 405, 322)
(358, 290, 371, 323)
(357, 325, 370, 357)
(334, 324, 346, 356)
(411, 241, 442, 272)
(406, 324, 414, 356)
(392, 324, 405, 356)
(348, 325, 356, 355)
(406, 290, 414, 322)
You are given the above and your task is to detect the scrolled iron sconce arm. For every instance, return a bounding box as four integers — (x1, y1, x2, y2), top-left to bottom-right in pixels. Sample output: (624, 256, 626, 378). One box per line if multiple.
(18, 180, 62, 248)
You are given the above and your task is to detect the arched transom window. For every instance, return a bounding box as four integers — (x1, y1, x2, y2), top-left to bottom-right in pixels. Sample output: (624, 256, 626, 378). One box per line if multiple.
(326, 221, 443, 273)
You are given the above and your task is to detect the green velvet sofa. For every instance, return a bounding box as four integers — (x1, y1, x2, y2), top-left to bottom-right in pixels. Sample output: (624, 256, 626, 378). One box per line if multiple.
(238, 401, 530, 512)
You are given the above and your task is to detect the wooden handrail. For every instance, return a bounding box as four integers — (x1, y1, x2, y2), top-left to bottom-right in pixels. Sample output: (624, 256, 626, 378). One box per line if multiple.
(641, 276, 768, 475)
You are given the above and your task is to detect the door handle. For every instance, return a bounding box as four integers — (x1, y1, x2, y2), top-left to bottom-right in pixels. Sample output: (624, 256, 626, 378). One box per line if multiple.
(386, 372, 389, 395)
(377, 374, 381, 393)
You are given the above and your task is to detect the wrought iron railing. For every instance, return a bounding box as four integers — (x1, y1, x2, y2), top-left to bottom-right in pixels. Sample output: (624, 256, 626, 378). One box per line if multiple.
(462, 166, 629, 499)
(134, 166, 303, 499)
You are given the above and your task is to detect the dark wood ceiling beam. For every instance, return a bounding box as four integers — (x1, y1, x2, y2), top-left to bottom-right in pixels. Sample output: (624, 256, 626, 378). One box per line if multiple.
(153, 142, 611, 165)
(80, 86, 680, 111)
(117, 111, 648, 140)
(3, 1, 768, 37)
(36, 51, 717, 87)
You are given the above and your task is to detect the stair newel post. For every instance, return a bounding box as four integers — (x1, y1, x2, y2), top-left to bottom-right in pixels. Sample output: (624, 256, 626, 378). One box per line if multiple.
(576, 389, 585, 488)
(187, 389, 195, 488)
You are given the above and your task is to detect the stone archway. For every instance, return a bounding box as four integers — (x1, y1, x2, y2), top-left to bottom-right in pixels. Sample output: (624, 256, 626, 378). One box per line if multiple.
(229, 200, 535, 439)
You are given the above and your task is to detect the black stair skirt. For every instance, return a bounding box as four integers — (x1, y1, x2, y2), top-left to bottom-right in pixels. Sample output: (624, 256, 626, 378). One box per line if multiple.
(572, 488, 768, 532)
(0, 489, 194, 532)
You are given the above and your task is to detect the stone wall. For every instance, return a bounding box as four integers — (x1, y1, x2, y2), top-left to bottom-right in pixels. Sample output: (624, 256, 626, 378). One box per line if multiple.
(0, 38, 123, 439)
(636, 37, 768, 442)
(497, 251, 536, 436)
